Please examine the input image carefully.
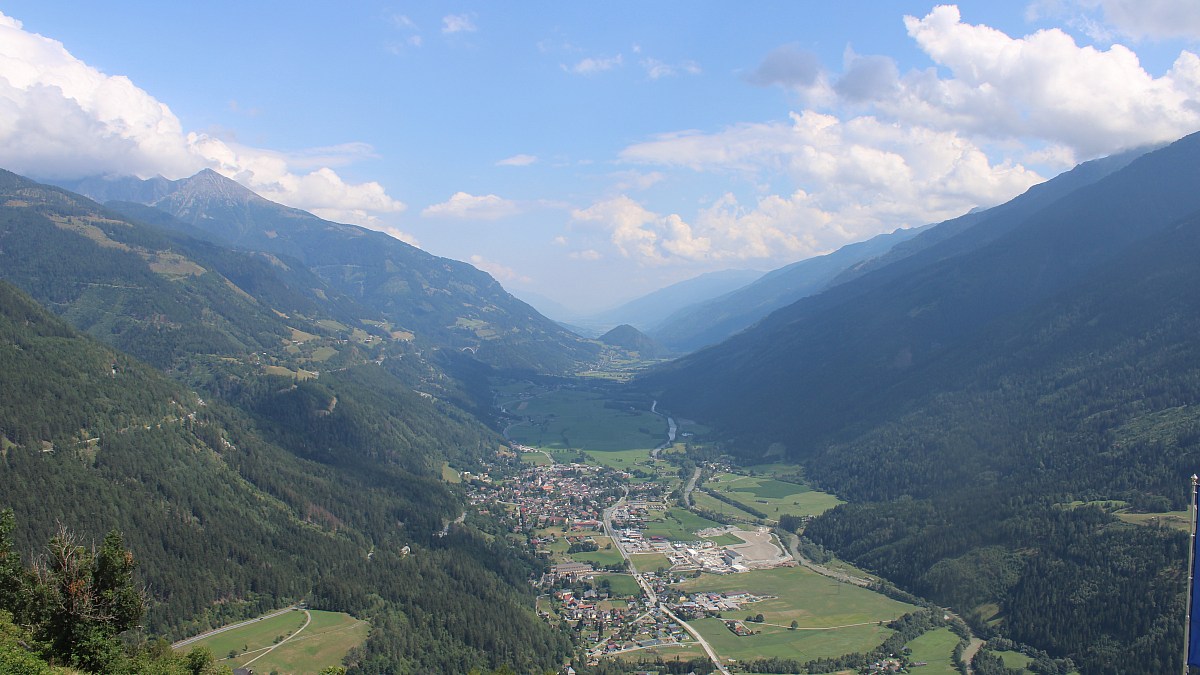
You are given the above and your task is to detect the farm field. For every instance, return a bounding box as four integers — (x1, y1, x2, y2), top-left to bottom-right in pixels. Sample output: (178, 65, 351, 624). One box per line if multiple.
(692, 491, 758, 521)
(641, 507, 725, 542)
(675, 566, 914, 631)
(184, 609, 368, 675)
(570, 541, 626, 568)
(502, 388, 666, 452)
(615, 642, 707, 664)
(906, 627, 960, 673)
(707, 474, 843, 521)
(597, 573, 642, 598)
(687, 616, 893, 664)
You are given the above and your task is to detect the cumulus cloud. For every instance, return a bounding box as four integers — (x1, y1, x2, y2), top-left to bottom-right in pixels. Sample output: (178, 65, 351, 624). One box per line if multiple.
(890, 5, 1200, 156)
(421, 192, 520, 220)
(0, 12, 407, 230)
(613, 111, 1043, 262)
(1046, 0, 1200, 43)
(497, 153, 538, 166)
(569, 249, 602, 261)
(563, 54, 623, 75)
(745, 44, 823, 88)
(834, 50, 900, 103)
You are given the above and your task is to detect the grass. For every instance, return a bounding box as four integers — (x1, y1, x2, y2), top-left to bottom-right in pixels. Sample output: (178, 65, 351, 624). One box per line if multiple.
(707, 474, 843, 521)
(519, 450, 554, 465)
(628, 552, 672, 572)
(906, 627, 960, 673)
(181, 609, 368, 674)
(702, 531, 746, 546)
(502, 389, 666, 452)
(614, 643, 708, 664)
(687, 616, 893, 663)
(994, 649, 1033, 670)
(586, 447, 656, 470)
(440, 462, 461, 483)
(598, 573, 643, 598)
(571, 543, 626, 568)
(693, 491, 758, 521)
(641, 508, 726, 542)
(676, 566, 914, 630)
(1116, 509, 1191, 531)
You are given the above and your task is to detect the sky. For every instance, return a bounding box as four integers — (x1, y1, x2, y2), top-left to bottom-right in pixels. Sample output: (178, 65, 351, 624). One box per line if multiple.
(2, 2, 1200, 314)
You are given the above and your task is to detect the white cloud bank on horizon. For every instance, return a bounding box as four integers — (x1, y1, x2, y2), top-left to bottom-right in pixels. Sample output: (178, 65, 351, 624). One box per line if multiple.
(0, 12, 406, 230)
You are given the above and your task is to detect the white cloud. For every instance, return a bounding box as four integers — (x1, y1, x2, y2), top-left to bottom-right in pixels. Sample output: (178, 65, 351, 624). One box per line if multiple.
(469, 254, 530, 283)
(569, 249, 602, 261)
(613, 111, 1043, 262)
(442, 14, 477, 34)
(0, 12, 407, 230)
(1028, 0, 1200, 42)
(891, 5, 1200, 156)
(641, 58, 702, 79)
(497, 153, 538, 166)
(421, 191, 520, 220)
(563, 54, 623, 75)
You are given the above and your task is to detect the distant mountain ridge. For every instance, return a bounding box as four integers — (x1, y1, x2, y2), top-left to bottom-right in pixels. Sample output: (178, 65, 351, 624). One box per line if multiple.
(648, 226, 926, 353)
(639, 132, 1200, 671)
(597, 323, 663, 359)
(57, 170, 600, 373)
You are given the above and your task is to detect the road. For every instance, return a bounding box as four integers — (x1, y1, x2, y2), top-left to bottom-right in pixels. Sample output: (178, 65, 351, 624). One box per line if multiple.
(660, 604, 732, 675)
(172, 605, 300, 649)
(604, 488, 731, 674)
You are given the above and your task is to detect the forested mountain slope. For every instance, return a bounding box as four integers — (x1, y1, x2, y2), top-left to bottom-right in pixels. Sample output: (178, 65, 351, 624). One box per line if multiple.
(64, 170, 599, 373)
(640, 132, 1200, 672)
(650, 225, 923, 353)
(0, 174, 573, 672)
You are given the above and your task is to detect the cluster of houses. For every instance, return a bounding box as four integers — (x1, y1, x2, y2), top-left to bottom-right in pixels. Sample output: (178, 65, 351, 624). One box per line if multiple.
(468, 461, 620, 535)
(664, 590, 770, 620)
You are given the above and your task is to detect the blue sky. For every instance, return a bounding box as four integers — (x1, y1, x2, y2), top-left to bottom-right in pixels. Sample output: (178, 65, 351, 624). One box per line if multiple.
(2, 2, 1200, 312)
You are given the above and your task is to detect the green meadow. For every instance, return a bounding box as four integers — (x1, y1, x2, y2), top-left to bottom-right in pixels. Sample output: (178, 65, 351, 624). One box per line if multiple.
(502, 388, 667, 452)
(182, 609, 368, 675)
(906, 627, 961, 673)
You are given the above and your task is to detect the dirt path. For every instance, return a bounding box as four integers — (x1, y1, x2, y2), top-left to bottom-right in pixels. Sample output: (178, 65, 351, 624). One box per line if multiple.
(239, 609, 312, 669)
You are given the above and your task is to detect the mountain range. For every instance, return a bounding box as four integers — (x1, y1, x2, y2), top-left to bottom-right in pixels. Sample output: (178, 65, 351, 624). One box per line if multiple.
(58, 169, 600, 373)
(641, 132, 1200, 672)
(3, 126, 1198, 672)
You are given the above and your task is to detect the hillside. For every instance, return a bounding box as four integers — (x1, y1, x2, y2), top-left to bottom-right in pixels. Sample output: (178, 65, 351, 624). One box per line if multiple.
(0, 175, 574, 671)
(639, 132, 1200, 672)
(597, 323, 664, 359)
(585, 268, 763, 334)
(63, 170, 599, 373)
(649, 226, 922, 353)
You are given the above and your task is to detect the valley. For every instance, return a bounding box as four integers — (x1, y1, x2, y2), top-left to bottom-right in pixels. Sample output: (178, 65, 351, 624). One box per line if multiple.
(470, 380, 971, 674)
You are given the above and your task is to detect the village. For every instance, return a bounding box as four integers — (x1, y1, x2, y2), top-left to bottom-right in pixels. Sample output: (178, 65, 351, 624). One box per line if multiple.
(466, 454, 797, 664)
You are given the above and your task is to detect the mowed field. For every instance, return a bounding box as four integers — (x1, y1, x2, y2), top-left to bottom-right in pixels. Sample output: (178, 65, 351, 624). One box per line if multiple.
(707, 473, 843, 520)
(906, 627, 961, 673)
(641, 507, 726, 542)
(502, 388, 666, 452)
(689, 616, 893, 663)
(674, 566, 914, 663)
(183, 609, 368, 675)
